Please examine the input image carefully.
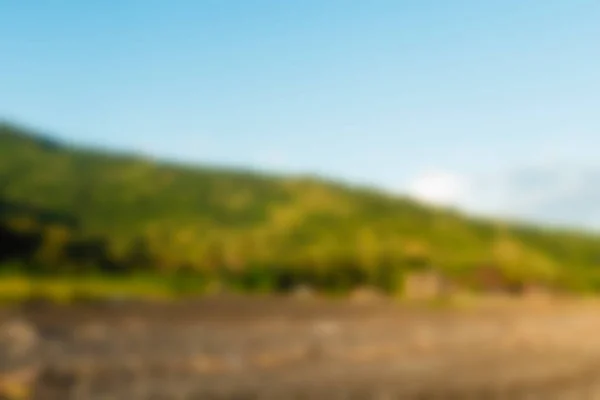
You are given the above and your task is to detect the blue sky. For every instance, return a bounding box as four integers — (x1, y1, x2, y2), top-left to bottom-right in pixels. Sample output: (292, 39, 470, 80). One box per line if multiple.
(1, 1, 600, 228)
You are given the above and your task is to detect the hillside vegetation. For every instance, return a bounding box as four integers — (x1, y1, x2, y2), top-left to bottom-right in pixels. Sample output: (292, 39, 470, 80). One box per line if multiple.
(2, 122, 600, 296)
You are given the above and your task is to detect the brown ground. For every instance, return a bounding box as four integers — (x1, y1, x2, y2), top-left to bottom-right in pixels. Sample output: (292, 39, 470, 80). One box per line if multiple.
(3, 295, 600, 399)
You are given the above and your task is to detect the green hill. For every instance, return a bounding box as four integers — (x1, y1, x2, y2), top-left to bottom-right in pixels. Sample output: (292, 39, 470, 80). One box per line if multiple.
(2, 121, 600, 295)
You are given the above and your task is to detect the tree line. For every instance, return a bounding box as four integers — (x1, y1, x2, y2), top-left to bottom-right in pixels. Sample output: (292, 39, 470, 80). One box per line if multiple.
(2, 122, 600, 295)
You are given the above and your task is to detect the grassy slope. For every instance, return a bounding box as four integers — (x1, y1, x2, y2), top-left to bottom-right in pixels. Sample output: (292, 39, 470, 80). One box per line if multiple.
(1, 121, 600, 295)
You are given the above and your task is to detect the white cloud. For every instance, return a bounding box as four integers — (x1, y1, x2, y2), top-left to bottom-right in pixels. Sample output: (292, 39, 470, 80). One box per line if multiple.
(405, 164, 600, 231)
(406, 169, 467, 207)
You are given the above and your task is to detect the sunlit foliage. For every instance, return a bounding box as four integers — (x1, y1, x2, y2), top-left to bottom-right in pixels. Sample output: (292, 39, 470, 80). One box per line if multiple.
(2, 122, 600, 295)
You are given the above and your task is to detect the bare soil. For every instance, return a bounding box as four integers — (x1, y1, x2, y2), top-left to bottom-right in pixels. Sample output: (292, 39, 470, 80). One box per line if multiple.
(3, 295, 600, 399)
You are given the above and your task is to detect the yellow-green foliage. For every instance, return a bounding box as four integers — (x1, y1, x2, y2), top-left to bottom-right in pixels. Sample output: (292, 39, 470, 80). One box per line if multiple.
(1, 122, 600, 295)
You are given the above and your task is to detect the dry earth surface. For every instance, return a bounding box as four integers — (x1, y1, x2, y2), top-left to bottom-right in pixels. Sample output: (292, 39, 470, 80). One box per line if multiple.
(2, 294, 600, 399)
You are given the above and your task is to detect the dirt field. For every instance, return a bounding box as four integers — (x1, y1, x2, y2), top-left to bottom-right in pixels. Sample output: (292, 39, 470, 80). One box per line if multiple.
(3, 295, 600, 399)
